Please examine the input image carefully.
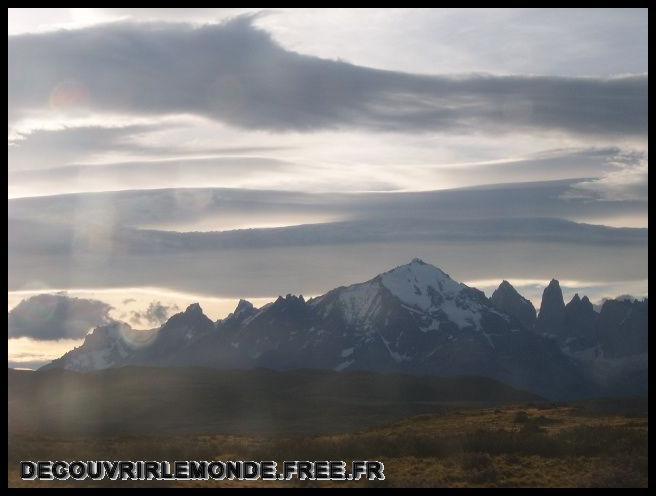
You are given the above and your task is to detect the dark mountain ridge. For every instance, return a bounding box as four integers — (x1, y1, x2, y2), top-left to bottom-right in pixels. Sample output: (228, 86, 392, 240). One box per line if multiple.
(39, 259, 648, 400)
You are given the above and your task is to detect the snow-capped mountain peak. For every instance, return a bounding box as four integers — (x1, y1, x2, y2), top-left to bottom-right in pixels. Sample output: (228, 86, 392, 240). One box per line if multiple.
(318, 259, 489, 332)
(379, 258, 465, 312)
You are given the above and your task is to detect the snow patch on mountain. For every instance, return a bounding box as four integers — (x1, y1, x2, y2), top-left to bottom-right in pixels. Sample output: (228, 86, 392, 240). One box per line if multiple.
(439, 297, 483, 330)
(420, 320, 441, 332)
(381, 335, 411, 362)
(337, 282, 382, 327)
(335, 359, 354, 371)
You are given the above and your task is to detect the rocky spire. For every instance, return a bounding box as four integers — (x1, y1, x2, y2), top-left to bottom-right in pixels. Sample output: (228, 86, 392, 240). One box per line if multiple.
(536, 279, 566, 336)
(161, 303, 214, 334)
(223, 299, 257, 325)
(234, 299, 254, 315)
(184, 303, 203, 315)
(563, 293, 597, 347)
(490, 280, 536, 329)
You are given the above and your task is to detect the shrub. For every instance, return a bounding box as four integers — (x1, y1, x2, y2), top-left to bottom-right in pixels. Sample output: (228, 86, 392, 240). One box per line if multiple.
(460, 452, 493, 470)
(513, 411, 530, 423)
(469, 466, 499, 485)
(519, 423, 545, 435)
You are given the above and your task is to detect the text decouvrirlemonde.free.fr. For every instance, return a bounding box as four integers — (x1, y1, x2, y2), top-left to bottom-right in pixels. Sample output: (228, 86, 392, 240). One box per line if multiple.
(21, 460, 386, 482)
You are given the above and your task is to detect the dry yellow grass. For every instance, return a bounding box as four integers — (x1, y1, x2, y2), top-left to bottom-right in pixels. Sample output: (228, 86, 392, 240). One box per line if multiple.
(8, 403, 648, 488)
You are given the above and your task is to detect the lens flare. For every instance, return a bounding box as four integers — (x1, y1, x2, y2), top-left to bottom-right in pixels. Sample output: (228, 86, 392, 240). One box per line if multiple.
(49, 81, 90, 110)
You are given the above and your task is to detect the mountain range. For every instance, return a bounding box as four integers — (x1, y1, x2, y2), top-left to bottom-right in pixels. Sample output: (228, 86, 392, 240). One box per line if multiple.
(40, 259, 648, 399)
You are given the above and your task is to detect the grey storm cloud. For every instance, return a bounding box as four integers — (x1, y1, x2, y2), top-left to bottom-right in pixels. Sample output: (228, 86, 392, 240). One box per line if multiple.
(8, 16, 647, 137)
(129, 301, 179, 326)
(8, 293, 114, 340)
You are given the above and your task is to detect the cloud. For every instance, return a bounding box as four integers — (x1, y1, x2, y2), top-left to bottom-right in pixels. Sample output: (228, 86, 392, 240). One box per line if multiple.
(8, 155, 297, 198)
(8, 144, 640, 199)
(8, 17, 647, 137)
(7, 229, 648, 300)
(7, 184, 648, 299)
(8, 178, 647, 233)
(564, 157, 648, 202)
(8, 293, 114, 340)
(7, 179, 647, 299)
(10, 9, 648, 77)
(420, 147, 643, 187)
(129, 301, 179, 326)
(8, 124, 165, 171)
(8, 120, 291, 170)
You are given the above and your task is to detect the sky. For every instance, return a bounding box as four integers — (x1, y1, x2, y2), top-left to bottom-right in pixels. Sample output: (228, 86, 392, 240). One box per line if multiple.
(7, 8, 648, 368)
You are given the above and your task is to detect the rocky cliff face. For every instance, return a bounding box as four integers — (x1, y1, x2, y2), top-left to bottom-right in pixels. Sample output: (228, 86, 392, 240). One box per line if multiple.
(562, 294, 598, 351)
(597, 298, 648, 359)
